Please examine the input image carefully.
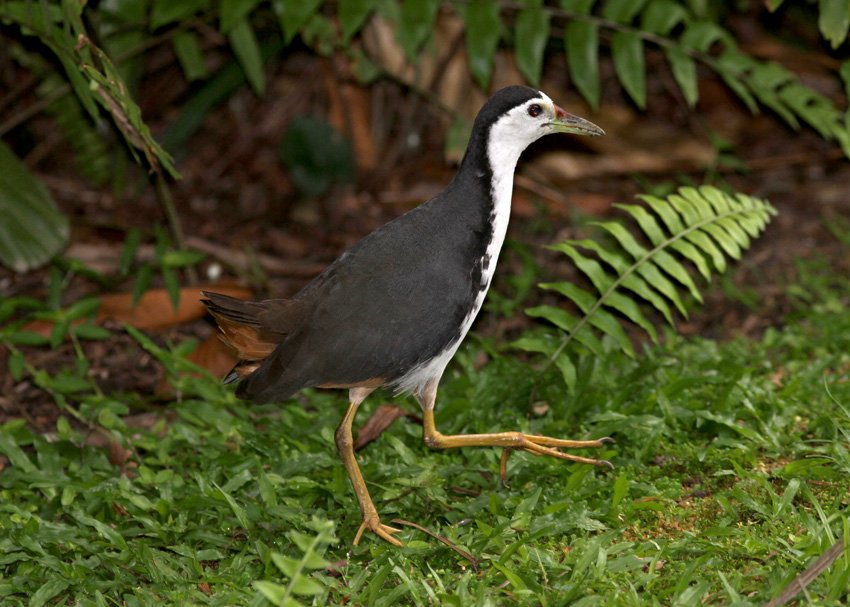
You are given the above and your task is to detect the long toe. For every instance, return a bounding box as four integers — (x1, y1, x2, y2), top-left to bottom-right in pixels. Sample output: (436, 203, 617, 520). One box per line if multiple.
(354, 513, 403, 546)
(520, 434, 614, 468)
(524, 435, 614, 449)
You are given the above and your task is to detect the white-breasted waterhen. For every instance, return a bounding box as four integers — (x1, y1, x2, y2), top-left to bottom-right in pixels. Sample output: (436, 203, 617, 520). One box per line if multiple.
(202, 85, 611, 546)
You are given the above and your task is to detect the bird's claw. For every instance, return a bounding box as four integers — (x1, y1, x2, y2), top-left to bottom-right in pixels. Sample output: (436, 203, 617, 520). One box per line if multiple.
(354, 511, 403, 546)
(498, 434, 615, 483)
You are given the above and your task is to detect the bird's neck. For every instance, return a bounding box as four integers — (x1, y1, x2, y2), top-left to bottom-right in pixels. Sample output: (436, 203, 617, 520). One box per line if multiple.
(484, 131, 526, 250)
(454, 127, 524, 221)
(442, 126, 527, 298)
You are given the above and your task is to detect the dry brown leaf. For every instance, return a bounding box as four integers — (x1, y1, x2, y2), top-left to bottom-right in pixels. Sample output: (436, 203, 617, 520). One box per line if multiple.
(325, 62, 376, 171)
(20, 285, 253, 338)
(98, 285, 252, 330)
(353, 404, 420, 452)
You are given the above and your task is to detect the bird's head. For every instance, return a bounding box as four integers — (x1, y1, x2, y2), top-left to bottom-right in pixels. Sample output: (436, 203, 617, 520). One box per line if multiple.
(483, 85, 604, 149)
(473, 86, 603, 172)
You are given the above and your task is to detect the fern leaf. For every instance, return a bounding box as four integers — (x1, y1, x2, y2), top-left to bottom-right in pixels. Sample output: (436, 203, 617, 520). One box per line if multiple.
(562, 238, 676, 325)
(539, 281, 636, 357)
(525, 186, 776, 383)
(515, 5, 551, 87)
(463, 0, 501, 89)
(589, 221, 694, 312)
(565, 20, 601, 111)
(611, 31, 646, 109)
(554, 351, 577, 392)
(525, 306, 606, 357)
(641, 0, 688, 36)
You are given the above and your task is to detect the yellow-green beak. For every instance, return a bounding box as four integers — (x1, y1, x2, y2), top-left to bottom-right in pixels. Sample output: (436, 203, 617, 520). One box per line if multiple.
(549, 105, 605, 137)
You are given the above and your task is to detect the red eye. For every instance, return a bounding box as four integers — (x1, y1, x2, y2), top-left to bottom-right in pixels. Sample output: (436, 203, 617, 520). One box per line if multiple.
(528, 104, 542, 117)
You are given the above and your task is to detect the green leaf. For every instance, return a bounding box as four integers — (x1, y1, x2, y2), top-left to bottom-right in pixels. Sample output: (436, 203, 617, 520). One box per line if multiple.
(228, 19, 265, 95)
(119, 227, 141, 276)
(132, 263, 154, 307)
(819, 0, 850, 49)
(566, 21, 600, 110)
(65, 297, 100, 321)
(591, 222, 694, 309)
(163, 249, 206, 267)
(272, 0, 323, 43)
(559, 0, 595, 13)
(47, 371, 91, 394)
(0, 141, 69, 272)
(611, 31, 646, 109)
(162, 265, 181, 312)
(611, 474, 630, 510)
(71, 510, 128, 549)
(173, 31, 208, 81)
(665, 47, 698, 108)
(2, 330, 50, 347)
(512, 333, 558, 356)
(398, 0, 441, 59)
(72, 323, 111, 341)
(30, 579, 70, 607)
(606, 292, 658, 343)
(602, 0, 649, 23)
(463, 0, 502, 89)
(566, 238, 676, 324)
(270, 555, 325, 594)
(525, 306, 605, 357)
(552, 243, 615, 296)
(150, 0, 209, 29)
(7, 349, 25, 381)
(254, 580, 301, 606)
(50, 319, 70, 348)
(640, 194, 684, 233)
(220, 0, 262, 33)
(258, 466, 277, 508)
(491, 562, 529, 591)
(644, 248, 701, 304)
(680, 21, 729, 52)
(641, 0, 688, 35)
(214, 482, 250, 529)
(840, 59, 850, 105)
(554, 351, 577, 392)
(542, 282, 635, 357)
(515, 7, 551, 87)
(338, 0, 378, 43)
(0, 433, 37, 474)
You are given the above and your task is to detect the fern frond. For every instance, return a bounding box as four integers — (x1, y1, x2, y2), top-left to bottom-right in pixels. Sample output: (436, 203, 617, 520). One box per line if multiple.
(518, 186, 776, 388)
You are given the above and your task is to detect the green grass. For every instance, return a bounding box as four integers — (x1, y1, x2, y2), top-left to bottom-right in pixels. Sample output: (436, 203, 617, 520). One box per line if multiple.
(2, 263, 850, 606)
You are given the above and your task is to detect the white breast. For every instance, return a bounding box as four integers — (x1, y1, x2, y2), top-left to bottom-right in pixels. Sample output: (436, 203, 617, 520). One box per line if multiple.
(394, 94, 552, 401)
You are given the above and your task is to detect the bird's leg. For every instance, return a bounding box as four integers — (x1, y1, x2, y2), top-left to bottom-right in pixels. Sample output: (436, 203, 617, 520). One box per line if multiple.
(335, 387, 402, 546)
(416, 381, 614, 477)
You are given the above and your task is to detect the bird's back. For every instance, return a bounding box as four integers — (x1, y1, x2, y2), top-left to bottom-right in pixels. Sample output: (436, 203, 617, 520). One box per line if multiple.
(238, 176, 494, 403)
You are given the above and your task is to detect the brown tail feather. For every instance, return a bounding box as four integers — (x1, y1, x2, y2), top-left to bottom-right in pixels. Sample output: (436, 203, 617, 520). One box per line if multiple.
(201, 291, 263, 326)
(200, 291, 280, 364)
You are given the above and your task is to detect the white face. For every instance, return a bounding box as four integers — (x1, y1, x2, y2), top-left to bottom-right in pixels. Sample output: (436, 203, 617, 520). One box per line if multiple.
(487, 92, 557, 153)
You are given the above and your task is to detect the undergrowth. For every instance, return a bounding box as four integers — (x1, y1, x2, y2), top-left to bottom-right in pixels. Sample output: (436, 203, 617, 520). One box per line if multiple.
(2, 258, 850, 606)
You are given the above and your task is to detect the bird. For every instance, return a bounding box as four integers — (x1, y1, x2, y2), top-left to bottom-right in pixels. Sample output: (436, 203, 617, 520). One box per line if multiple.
(201, 85, 611, 546)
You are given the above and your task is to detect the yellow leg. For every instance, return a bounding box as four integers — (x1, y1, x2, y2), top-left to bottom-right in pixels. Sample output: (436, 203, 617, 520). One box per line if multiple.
(335, 387, 402, 546)
(416, 381, 613, 481)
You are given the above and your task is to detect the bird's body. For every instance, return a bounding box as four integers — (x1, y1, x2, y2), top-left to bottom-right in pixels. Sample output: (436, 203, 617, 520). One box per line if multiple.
(203, 86, 610, 546)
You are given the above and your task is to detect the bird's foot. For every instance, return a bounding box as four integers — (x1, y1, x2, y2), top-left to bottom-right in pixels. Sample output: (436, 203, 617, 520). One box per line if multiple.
(499, 435, 614, 483)
(353, 510, 403, 546)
